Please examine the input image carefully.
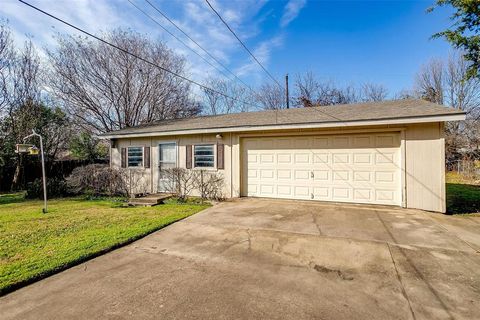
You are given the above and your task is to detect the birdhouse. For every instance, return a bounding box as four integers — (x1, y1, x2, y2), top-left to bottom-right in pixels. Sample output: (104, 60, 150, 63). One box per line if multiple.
(15, 144, 34, 154)
(28, 146, 40, 155)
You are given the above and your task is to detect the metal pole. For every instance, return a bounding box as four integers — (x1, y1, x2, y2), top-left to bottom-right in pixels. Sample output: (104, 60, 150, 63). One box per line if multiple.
(37, 131, 47, 213)
(24, 129, 47, 213)
(285, 73, 289, 109)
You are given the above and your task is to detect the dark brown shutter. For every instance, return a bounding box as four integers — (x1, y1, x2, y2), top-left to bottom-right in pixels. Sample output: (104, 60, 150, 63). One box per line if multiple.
(186, 145, 192, 169)
(217, 143, 224, 170)
(144, 147, 150, 168)
(121, 148, 127, 168)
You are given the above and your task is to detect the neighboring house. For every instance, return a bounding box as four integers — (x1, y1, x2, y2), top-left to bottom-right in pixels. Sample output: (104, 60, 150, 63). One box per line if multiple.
(101, 99, 465, 213)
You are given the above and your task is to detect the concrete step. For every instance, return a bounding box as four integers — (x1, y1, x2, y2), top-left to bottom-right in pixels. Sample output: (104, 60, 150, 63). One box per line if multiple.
(127, 193, 173, 207)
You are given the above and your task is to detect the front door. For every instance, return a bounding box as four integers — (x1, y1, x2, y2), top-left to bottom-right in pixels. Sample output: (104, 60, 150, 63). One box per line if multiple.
(158, 143, 177, 192)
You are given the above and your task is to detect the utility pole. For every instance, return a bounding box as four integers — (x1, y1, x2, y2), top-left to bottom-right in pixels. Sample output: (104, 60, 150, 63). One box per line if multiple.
(285, 73, 290, 109)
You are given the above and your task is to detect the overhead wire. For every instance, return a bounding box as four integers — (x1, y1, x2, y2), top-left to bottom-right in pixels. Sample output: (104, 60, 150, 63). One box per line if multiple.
(204, 0, 283, 89)
(143, 0, 257, 96)
(18, 0, 260, 110)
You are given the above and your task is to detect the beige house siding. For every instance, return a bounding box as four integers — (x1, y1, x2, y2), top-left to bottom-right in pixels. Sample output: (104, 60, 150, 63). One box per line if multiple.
(404, 122, 446, 213)
(110, 122, 446, 212)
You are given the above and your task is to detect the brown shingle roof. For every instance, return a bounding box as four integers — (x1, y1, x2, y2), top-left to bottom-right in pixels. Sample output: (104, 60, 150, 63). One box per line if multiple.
(101, 99, 465, 137)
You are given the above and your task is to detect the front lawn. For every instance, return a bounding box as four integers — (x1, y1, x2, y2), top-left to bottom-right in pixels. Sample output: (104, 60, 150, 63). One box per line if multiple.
(446, 172, 480, 214)
(0, 196, 209, 294)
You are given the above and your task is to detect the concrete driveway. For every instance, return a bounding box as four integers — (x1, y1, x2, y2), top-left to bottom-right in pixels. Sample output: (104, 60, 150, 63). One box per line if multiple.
(1, 198, 480, 320)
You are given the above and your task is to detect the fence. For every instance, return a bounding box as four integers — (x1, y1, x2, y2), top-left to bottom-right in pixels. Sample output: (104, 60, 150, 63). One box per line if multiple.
(0, 158, 107, 192)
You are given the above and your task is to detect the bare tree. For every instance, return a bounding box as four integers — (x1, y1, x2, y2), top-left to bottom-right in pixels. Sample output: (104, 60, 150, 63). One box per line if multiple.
(202, 77, 254, 115)
(202, 77, 224, 115)
(361, 83, 389, 102)
(394, 89, 419, 100)
(0, 21, 13, 113)
(255, 82, 286, 110)
(294, 71, 319, 107)
(416, 53, 480, 164)
(47, 29, 201, 133)
(293, 72, 362, 107)
(415, 58, 444, 104)
(444, 53, 480, 115)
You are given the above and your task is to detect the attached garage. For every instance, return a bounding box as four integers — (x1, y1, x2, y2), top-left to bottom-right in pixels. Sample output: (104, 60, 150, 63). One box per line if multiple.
(242, 133, 402, 206)
(102, 99, 466, 213)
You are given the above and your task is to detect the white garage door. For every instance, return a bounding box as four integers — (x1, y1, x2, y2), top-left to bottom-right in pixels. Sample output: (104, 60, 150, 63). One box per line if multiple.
(242, 133, 402, 206)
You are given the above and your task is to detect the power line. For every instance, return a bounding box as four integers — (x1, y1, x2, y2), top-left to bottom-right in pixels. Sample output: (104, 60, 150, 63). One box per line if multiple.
(204, 0, 282, 89)
(143, 0, 256, 95)
(127, 0, 235, 84)
(18, 0, 260, 110)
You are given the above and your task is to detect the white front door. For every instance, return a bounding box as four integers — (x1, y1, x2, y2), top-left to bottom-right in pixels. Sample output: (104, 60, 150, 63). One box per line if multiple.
(242, 133, 402, 206)
(158, 143, 177, 193)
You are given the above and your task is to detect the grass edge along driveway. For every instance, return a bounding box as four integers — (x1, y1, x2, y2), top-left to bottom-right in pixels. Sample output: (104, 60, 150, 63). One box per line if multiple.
(0, 196, 210, 295)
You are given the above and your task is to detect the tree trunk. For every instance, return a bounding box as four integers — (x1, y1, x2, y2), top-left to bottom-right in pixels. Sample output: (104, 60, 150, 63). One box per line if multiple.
(11, 154, 23, 191)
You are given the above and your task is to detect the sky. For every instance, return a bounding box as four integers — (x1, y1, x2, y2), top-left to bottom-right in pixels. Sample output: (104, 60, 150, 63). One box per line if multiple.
(1, 0, 455, 97)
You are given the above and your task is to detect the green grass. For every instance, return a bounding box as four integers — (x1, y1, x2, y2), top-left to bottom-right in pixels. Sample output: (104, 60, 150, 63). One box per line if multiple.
(446, 172, 480, 215)
(0, 195, 210, 294)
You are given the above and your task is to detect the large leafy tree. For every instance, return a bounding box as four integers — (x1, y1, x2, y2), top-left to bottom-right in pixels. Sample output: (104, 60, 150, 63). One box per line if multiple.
(430, 0, 480, 79)
(69, 132, 108, 163)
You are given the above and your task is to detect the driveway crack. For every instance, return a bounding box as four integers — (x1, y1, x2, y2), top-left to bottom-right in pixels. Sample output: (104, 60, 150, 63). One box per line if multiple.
(311, 212, 323, 236)
(422, 213, 480, 253)
(375, 210, 454, 320)
(386, 242, 416, 320)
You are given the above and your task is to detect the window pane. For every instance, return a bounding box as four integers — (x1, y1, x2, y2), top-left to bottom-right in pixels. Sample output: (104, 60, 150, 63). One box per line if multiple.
(128, 147, 143, 167)
(194, 145, 214, 168)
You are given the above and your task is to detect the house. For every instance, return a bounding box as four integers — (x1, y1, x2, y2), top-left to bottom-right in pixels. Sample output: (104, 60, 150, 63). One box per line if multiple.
(101, 99, 465, 213)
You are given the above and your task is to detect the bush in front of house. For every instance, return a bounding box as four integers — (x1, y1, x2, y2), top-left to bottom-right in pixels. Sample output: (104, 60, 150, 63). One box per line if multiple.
(161, 168, 225, 202)
(25, 177, 68, 199)
(66, 164, 129, 197)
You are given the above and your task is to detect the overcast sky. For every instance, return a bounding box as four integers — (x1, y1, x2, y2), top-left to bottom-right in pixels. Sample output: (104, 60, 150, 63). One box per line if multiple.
(1, 0, 454, 96)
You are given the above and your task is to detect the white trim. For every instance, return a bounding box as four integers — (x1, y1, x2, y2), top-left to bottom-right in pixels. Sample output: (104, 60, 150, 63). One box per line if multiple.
(100, 114, 466, 139)
(127, 146, 144, 168)
(157, 142, 178, 193)
(193, 143, 216, 170)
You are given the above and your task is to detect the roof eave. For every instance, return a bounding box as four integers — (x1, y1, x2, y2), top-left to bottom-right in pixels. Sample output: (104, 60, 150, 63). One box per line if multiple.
(99, 113, 466, 139)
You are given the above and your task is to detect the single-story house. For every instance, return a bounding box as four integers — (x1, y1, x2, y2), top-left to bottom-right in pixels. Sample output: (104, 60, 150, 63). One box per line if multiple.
(101, 99, 465, 213)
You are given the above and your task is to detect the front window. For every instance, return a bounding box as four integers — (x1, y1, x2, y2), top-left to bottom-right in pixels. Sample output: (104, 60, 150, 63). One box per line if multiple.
(194, 145, 215, 168)
(128, 147, 143, 167)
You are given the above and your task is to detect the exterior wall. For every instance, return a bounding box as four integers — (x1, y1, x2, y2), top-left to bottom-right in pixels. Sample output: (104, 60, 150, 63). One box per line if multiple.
(404, 122, 445, 212)
(110, 122, 446, 212)
(111, 133, 234, 198)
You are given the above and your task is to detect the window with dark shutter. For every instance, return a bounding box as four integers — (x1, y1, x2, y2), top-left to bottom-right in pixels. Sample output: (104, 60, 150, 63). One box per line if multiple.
(186, 145, 192, 169)
(121, 148, 126, 168)
(217, 144, 224, 170)
(144, 146, 151, 168)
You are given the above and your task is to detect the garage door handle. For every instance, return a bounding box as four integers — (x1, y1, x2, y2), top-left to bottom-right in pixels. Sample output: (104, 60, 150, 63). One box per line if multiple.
(311, 171, 314, 178)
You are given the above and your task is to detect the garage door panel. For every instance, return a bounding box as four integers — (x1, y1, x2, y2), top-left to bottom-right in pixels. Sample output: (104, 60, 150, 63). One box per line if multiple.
(277, 153, 292, 164)
(333, 188, 350, 199)
(277, 185, 293, 196)
(353, 135, 374, 148)
(294, 186, 310, 198)
(313, 170, 329, 181)
(260, 184, 274, 196)
(277, 169, 292, 180)
(354, 188, 372, 201)
(313, 187, 329, 199)
(243, 133, 401, 206)
(353, 153, 373, 165)
(354, 171, 372, 182)
(260, 169, 274, 179)
(313, 153, 329, 163)
(333, 170, 349, 181)
(333, 153, 350, 164)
